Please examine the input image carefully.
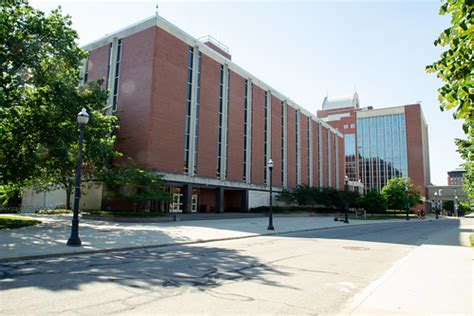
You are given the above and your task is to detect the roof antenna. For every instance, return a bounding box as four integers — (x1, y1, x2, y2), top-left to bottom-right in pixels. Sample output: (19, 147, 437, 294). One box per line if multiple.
(155, 3, 159, 16)
(326, 88, 328, 98)
(354, 84, 357, 93)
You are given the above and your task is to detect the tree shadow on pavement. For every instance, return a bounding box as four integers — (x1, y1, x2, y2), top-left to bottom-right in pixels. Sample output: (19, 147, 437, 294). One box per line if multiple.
(0, 244, 294, 293)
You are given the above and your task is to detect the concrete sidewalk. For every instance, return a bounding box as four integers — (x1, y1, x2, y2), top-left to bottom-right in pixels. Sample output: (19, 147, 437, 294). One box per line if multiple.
(0, 214, 412, 262)
(344, 216, 474, 315)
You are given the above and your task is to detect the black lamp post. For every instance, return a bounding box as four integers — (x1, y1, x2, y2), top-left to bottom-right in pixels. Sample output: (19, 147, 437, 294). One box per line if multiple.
(267, 158, 274, 230)
(434, 192, 439, 219)
(344, 175, 349, 223)
(454, 189, 458, 217)
(67, 108, 89, 247)
(405, 183, 410, 221)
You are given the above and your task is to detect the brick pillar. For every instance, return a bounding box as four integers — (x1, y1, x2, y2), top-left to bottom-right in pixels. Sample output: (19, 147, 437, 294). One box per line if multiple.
(216, 187, 224, 213)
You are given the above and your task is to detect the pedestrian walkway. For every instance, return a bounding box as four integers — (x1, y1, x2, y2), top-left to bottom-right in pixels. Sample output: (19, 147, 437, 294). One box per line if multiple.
(0, 214, 425, 263)
(343, 215, 473, 315)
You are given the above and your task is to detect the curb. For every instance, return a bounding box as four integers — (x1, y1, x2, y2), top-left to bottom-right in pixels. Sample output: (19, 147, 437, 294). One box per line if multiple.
(0, 219, 421, 264)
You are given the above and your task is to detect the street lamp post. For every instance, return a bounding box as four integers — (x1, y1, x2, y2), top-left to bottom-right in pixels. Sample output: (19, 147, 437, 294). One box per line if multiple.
(344, 175, 349, 223)
(67, 108, 89, 247)
(267, 158, 274, 230)
(454, 189, 458, 217)
(439, 189, 443, 216)
(405, 182, 409, 221)
(434, 191, 439, 219)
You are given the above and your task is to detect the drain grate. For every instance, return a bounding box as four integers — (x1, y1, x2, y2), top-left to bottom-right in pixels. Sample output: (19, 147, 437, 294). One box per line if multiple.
(343, 246, 370, 251)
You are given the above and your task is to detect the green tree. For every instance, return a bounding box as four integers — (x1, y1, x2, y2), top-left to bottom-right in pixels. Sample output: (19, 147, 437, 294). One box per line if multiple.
(99, 161, 172, 211)
(381, 178, 421, 210)
(277, 188, 295, 205)
(0, 0, 119, 208)
(426, 0, 473, 204)
(361, 188, 387, 214)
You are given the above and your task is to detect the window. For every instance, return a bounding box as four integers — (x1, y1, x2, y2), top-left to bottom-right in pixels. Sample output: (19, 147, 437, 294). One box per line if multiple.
(343, 124, 349, 129)
(106, 44, 112, 88)
(112, 39, 122, 111)
(83, 59, 89, 83)
(307, 117, 311, 184)
(217, 65, 224, 177)
(281, 101, 285, 185)
(243, 80, 249, 180)
(350, 123, 355, 128)
(193, 52, 201, 172)
(184, 46, 194, 173)
(295, 111, 299, 183)
(264, 91, 269, 185)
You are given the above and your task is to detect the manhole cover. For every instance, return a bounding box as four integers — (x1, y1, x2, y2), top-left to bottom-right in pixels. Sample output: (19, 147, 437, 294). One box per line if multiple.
(343, 246, 370, 251)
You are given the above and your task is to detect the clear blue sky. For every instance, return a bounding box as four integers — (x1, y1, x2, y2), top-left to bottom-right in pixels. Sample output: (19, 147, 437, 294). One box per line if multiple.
(31, 0, 464, 186)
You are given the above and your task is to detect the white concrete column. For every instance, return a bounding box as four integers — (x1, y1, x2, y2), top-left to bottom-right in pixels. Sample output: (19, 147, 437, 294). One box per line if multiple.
(106, 38, 119, 115)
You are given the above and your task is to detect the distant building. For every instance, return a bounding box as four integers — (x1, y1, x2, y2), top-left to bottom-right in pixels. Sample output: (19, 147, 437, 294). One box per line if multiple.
(447, 168, 465, 186)
(317, 96, 431, 208)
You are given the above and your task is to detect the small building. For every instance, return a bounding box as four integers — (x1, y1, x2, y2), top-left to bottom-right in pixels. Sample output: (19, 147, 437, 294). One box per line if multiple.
(447, 168, 465, 186)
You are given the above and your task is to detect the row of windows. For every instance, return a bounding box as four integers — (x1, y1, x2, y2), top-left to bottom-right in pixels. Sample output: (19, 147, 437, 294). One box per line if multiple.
(183, 47, 194, 174)
(216, 64, 225, 177)
(243, 79, 250, 181)
(264, 92, 269, 185)
(343, 123, 356, 129)
(112, 39, 122, 111)
(357, 114, 408, 191)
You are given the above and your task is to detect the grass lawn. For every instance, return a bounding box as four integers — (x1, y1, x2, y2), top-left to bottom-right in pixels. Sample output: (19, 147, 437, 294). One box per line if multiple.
(470, 234, 474, 247)
(0, 216, 41, 230)
(86, 210, 166, 217)
(37, 209, 72, 214)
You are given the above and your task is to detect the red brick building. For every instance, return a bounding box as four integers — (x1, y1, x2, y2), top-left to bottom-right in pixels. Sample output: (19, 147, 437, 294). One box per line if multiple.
(82, 16, 345, 213)
(317, 95, 431, 208)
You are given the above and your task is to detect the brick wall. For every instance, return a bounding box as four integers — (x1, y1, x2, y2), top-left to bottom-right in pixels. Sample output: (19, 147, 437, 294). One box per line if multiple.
(196, 54, 219, 178)
(300, 113, 309, 185)
(287, 107, 297, 188)
(147, 27, 189, 173)
(227, 70, 245, 181)
(251, 85, 265, 185)
(114, 27, 156, 166)
(271, 95, 282, 187)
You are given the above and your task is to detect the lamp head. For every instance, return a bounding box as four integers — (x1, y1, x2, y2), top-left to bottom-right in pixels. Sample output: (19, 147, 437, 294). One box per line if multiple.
(77, 108, 89, 125)
(344, 175, 349, 184)
(267, 158, 274, 169)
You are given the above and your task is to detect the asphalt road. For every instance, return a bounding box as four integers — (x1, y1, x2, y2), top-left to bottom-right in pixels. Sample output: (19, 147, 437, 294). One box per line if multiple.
(0, 219, 471, 315)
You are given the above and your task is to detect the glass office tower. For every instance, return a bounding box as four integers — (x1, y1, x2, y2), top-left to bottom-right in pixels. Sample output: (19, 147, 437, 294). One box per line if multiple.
(357, 113, 408, 192)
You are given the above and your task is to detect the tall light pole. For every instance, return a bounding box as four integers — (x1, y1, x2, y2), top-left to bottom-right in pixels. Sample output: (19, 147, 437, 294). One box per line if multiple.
(344, 175, 349, 223)
(267, 158, 274, 230)
(439, 189, 443, 216)
(434, 191, 439, 219)
(454, 188, 458, 217)
(405, 182, 409, 221)
(67, 108, 89, 247)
